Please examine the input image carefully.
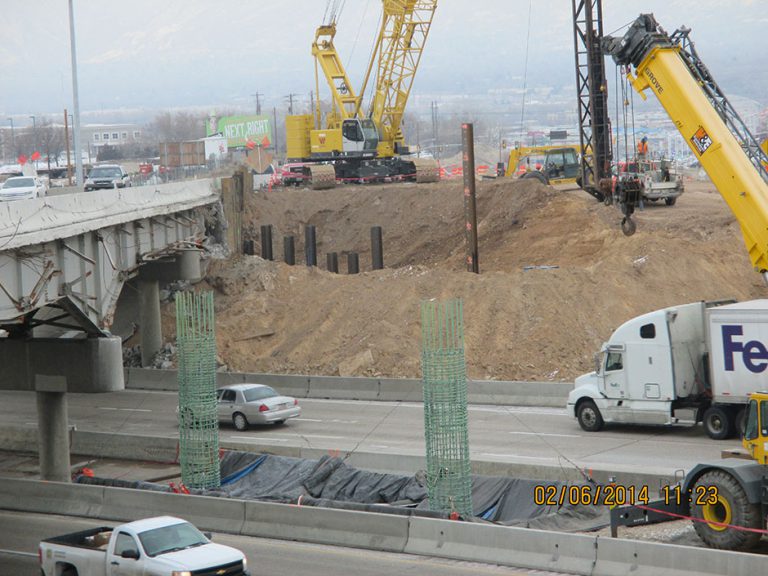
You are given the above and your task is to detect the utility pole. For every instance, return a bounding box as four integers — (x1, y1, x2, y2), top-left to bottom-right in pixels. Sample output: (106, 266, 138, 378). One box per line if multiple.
(7, 118, 14, 160)
(252, 92, 262, 115)
(431, 101, 439, 160)
(30, 115, 36, 168)
(64, 109, 72, 185)
(285, 93, 298, 115)
(273, 106, 279, 158)
(68, 0, 84, 187)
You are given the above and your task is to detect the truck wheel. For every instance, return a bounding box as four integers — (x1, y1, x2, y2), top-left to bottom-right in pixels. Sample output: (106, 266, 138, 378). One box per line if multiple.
(703, 406, 733, 440)
(233, 412, 249, 431)
(577, 400, 604, 432)
(735, 408, 746, 438)
(665, 197, 677, 206)
(690, 470, 761, 550)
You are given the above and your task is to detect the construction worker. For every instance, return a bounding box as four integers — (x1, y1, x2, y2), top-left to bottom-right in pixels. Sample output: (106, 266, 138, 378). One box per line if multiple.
(637, 136, 649, 160)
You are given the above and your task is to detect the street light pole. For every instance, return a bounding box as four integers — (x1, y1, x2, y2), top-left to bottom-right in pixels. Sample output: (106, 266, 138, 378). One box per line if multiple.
(68, 0, 84, 187)
(30, 115, 36, 168)
(7, 118, 14, 160)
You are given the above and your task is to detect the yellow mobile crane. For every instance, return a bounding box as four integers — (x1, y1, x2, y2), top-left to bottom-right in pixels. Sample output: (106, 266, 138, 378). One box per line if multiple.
(602, 14, 768, 550)
(286, 1, 439, 189)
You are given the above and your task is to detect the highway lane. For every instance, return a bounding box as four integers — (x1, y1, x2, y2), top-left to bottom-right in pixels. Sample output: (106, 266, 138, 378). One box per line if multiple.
(0, 389, 734, 477)
(0, 510, 570, 576)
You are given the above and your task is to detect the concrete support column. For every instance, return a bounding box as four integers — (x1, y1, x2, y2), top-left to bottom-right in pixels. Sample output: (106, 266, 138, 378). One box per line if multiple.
(36, 389, 71, 482)
(139, 278, 162, 367)
(178, 249, 202, 282)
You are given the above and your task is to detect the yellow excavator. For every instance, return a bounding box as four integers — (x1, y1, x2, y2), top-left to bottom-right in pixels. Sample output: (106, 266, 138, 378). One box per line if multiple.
(503, 145, 582, 185)
(602, 14, 768, 550)
(286, 1, 439, 189)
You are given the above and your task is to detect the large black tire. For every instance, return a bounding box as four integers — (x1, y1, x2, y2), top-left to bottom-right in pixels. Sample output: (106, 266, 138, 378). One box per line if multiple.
(577, 400, 604, 432)
(735, 407, 746, 438)
(690, 470, 762, 550)
(665, 196, 677, 206)
(233, 412, 249, 431)
(521, 171, 549, 185)
(703, 406, 733, 440)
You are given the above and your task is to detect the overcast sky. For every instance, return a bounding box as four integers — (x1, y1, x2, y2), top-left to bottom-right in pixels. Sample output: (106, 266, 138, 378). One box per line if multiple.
(1, 0, 765, 123)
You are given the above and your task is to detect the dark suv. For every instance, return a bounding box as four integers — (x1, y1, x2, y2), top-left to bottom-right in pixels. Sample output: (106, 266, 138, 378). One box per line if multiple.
(84, 164, 131, 191)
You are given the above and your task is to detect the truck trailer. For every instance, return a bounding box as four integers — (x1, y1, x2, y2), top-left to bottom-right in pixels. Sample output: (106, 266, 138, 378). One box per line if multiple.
(568, 299, 768, 439)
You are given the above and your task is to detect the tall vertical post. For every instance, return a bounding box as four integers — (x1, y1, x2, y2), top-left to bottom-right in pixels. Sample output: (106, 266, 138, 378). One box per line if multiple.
(347, 252, 359, 274)
(273, 107, 279, 158)
(462, 123, 480, 274)
(64, 109, 72, 185)
(371, 226, 384, 270)
(420, 299, 472, 518)
(68, 0, 83, 186)
(327, 252, 339, 273)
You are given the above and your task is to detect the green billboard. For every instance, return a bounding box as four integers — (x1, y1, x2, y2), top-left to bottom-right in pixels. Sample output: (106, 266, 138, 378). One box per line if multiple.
(208, 115, 272, 149)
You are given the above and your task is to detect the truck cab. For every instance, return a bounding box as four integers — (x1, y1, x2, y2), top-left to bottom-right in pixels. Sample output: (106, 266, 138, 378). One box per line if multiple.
(40, 516, 249, 576)
(568, 302, 708, 431)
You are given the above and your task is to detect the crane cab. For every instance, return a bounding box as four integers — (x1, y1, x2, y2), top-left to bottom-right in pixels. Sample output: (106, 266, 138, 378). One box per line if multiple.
(743, 392, 768, 464)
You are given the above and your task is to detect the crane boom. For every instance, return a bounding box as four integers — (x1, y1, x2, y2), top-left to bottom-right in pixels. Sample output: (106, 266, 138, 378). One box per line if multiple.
(358, 0, 438, 157)
(604, 14, 768, 274)
(312, 23, 362, 128)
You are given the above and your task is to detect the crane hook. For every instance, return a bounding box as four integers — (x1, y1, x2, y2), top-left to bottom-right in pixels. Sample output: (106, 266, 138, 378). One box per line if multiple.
(621, 216, 637, 236)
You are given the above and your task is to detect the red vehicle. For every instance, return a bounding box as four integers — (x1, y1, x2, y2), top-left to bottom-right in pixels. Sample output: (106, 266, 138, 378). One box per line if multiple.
(279, 163, 307, 187)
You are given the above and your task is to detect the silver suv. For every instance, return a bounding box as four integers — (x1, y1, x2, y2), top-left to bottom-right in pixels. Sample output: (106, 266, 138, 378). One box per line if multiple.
(84, 164, 131, 191)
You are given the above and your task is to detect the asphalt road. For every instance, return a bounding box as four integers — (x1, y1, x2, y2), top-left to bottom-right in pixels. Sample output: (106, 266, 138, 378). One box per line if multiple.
(0, 510, 568, 576)
(0, 389, 735, 477)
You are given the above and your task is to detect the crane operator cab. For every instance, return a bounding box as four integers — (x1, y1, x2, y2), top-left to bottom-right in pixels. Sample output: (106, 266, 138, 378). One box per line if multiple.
(341, 118, 379, 157)
(743, 392, 768, 465)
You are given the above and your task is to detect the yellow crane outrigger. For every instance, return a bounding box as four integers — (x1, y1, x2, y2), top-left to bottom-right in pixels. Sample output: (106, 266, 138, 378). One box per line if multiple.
(287, 1, 439, 189)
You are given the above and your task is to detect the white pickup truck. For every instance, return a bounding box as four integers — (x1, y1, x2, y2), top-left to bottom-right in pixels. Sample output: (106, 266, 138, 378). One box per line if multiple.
(39, 516, 249, 576)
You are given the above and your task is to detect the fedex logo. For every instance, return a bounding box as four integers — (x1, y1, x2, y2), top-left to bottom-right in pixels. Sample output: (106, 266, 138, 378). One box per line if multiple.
(722, 325, 768, 373)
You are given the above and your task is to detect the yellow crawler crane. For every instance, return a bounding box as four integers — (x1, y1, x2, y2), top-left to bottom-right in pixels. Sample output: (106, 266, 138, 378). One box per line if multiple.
(604, 15, 768, 551)
(287, 1, 439, 189)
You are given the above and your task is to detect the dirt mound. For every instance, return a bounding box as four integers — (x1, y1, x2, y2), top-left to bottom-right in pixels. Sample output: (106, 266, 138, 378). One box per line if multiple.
(163, 176, 764, 382)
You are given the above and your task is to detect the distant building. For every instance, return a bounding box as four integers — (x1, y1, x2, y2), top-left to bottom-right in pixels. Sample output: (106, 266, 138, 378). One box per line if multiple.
(81, 123, 143, 150)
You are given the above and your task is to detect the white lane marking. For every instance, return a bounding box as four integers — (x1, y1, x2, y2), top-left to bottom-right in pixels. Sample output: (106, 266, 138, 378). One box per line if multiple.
(480, 453, 557, 461)
(301, 398, 567, 416)
(301, 434, 345, 439)
(97, 407, 152, 412)
(0, 549, 36, 557)
(298, 418, 324, 422)
(228, 436, 290, 443)
(508, 431, 581, 438)
(368, 445, 390, 449)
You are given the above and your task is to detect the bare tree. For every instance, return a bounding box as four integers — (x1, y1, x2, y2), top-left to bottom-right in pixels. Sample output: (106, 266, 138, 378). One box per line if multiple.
(36, 117, 66, 170)
(145, 111, 208, 144)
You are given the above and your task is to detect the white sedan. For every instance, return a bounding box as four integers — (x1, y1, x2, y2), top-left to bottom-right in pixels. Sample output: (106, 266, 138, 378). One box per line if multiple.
(217, 383, 301, 430)
(0, 176, 47, 200)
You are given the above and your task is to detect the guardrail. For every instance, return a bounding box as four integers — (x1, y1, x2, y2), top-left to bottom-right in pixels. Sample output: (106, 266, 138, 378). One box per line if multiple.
(124, 368, 573, 407)
(0, 477, 762, 575)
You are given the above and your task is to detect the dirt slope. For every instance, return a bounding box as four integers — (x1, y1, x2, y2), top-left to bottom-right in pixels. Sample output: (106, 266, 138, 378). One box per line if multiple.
(166, 176, 764, 381)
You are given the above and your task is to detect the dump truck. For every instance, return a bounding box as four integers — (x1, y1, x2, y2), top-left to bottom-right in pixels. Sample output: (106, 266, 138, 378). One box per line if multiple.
(568, 300, 768, 440)
(39, 516, 249, 576)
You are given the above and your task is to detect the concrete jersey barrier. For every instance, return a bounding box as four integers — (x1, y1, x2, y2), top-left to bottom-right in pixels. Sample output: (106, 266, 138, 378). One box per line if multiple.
(125, 368, 573, 407)
(0, 477, 765, 575)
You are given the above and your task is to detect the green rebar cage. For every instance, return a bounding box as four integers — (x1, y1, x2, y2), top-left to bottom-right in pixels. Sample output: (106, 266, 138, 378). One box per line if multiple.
(420, 298, 472, 517)
(176, 290, 220, 490)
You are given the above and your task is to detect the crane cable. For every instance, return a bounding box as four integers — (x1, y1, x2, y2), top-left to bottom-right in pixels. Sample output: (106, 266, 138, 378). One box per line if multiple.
(517, 0, 533, 146)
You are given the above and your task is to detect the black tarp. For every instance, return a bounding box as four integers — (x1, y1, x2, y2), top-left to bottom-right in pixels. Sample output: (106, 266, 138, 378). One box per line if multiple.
(77, 451, 609, 531)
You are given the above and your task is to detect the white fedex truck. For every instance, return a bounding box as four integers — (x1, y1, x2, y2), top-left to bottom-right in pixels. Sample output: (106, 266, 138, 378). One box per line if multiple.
(567, 300, 768, 439)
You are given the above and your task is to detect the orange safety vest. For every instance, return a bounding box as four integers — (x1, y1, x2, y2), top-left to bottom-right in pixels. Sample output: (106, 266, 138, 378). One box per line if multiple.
(637, 141, 648, 155)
